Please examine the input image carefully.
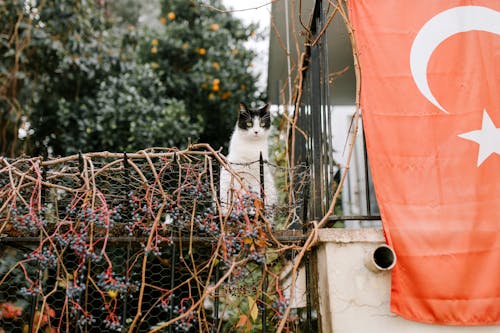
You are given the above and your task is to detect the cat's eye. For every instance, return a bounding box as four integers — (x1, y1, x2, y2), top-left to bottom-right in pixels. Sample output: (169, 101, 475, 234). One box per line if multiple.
(260, 121, 267, 127)
(246, 121, 253, 127)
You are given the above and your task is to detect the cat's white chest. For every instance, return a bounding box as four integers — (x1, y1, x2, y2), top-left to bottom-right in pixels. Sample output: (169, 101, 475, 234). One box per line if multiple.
(227, 133, 268, 164)
(219, 128, 277, 215)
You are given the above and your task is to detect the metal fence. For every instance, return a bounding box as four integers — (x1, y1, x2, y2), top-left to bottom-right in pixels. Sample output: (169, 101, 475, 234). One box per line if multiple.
(0, 147, 316, 332)
(293, 0, 381, 228)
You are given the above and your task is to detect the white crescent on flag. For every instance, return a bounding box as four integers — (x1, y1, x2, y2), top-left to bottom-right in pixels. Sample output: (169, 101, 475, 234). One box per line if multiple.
(409, 6, 500, 113)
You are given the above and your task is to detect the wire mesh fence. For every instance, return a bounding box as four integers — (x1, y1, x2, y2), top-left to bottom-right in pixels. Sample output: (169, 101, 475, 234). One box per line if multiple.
(0, 145, 316, 332)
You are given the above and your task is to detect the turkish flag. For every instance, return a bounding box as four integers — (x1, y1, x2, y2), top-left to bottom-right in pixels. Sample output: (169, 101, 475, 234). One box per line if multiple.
(348, 0, 500, 325)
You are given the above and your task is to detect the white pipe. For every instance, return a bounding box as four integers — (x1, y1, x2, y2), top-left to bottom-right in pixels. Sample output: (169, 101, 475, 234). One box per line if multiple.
(365, 244, 396, 272)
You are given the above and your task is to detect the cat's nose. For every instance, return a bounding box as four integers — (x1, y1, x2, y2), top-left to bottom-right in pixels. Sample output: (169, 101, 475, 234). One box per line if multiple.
(254, 130, 259, 135)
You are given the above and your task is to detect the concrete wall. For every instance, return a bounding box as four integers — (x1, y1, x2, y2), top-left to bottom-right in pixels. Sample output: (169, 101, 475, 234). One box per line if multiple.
(316, 229, 498, 333)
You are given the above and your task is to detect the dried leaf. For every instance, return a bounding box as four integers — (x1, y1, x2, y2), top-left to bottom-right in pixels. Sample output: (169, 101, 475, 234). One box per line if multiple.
(248, 295, 258, 322)
(107, 290, 118, 299)
(255, 238, 267, 248)
(254, 199, 263, 211)
(57, 278, 67, 289)
(236, 314, 249, 328)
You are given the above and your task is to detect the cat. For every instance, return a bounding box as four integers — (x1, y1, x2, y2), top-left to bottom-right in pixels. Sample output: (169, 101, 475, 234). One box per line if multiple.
(219, 102, 277, 218)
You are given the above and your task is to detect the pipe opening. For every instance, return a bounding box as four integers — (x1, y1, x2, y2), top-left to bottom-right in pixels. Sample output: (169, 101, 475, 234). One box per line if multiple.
(373, 245, 396, 270)
(365, 244, 396, 272)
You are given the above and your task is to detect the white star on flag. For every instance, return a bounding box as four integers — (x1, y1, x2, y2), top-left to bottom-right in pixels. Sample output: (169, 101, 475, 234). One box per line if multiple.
(458, 110, 500, 167)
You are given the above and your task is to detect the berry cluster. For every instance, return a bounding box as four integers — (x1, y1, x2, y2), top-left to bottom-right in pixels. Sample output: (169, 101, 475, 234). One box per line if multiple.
(25, 246, 57, 270)
(158, 292, 175, 312)
(10, 206, 47, 234)
(271, 297, 289, 320)
(97, 269, 139, 296)
(157, 293, 200, 332)
(103, 313, 123, 331)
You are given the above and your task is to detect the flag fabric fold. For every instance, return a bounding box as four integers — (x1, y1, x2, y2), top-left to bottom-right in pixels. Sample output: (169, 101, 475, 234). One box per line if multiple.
(348, 0, 500, 325)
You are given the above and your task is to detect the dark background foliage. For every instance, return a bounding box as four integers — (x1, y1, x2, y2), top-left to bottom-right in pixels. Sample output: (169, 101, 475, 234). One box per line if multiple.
(0, 0, 264, 157)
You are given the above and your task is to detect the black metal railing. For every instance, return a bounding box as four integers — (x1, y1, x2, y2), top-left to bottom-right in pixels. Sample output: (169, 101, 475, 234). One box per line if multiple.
(293, 0, 381, 227)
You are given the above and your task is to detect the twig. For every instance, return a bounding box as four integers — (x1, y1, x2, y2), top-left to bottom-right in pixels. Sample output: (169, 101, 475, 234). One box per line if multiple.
(200, 0, 277, 14)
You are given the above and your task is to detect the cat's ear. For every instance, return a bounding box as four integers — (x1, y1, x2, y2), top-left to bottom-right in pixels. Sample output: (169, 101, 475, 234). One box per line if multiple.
(259, 104, 270, 115)
(239, 102, 249, 113)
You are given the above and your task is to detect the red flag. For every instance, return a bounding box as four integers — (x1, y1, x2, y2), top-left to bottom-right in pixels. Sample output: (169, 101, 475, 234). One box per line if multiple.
(348, 0, 500, 325)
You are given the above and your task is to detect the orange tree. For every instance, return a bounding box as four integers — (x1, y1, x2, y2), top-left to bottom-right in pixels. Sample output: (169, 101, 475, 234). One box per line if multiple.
(141, 0, 264, 150)
(0, 0, 262, 156)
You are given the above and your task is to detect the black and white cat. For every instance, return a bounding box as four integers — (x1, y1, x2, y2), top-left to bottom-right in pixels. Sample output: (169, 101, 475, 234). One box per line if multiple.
(219, 102, 277, 216)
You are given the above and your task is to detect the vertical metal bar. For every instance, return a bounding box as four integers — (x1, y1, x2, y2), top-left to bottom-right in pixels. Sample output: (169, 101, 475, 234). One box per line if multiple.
(29, 159, 47, 333)
(28, 294, 36, 333)
(78, 151, 85, 191)
(40, 159, 47, 207)
(78, 152, 83, 173)
(296, 104, 304, 164)
(302, 158, 310, 232)
(213, 156, 221, 333)
(310, 5, 324, 220)
(261, 263, 267, 333)
(319, 0, 331, 207)
(213, 263, 220, 333)
(168, 245, 176, 333)
(320, 0, 330, 213)
(362, 127, 372, 216)
(123, 152, 132, 221)
(122, 241, 131, 327)
(123, 152, 130, 185)
(168, 249, 176, 333)
(121, 152, 132, 329)
(321, 104, 328, 208)
(259, 152, 265, 203)
(322, 107, 330, 207)
(310, 54, 322, 220)
(305, 252, 313, 332)
(259, 152, 267, 331)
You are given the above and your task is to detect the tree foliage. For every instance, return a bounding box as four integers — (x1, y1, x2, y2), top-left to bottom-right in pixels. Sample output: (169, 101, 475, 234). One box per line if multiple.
(0, 0, 263, 157)
(144, 0, 265, 149)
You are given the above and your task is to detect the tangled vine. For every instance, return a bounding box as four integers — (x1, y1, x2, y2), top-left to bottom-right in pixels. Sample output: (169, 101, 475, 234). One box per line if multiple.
(0, 144, 310, 333)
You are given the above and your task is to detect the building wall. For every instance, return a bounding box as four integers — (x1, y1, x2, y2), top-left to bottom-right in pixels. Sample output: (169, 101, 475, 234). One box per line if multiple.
(316, 229, 498, 333)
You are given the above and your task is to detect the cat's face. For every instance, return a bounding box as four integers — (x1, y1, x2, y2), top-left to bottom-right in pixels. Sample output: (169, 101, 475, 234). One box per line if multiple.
(237, 102, 271, 139)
